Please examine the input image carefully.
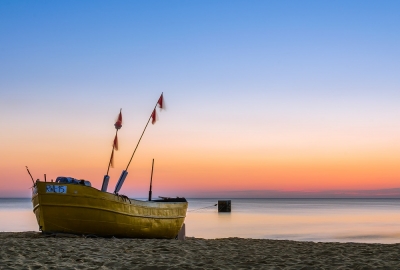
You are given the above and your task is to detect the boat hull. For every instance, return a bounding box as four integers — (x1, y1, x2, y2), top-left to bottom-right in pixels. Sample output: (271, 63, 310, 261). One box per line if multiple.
(32, 182, 187, 238)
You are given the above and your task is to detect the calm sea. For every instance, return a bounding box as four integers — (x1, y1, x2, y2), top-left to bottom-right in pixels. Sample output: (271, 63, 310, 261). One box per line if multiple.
(2, 198, 400, 244)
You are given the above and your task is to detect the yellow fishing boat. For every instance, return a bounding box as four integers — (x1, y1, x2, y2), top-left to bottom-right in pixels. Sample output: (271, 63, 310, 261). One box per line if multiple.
(31, 179, 187, 238)
(30, 94, 188, 238)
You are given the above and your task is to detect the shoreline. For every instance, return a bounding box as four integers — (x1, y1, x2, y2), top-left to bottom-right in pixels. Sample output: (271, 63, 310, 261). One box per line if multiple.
(1, 232, 400, 269)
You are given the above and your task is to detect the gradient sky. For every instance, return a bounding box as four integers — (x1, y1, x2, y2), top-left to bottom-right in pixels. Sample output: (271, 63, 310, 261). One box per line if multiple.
(1, 1, 399, 198)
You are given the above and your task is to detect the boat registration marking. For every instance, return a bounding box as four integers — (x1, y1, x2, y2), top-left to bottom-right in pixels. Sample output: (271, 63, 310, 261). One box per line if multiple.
(46, 185, 67, 194)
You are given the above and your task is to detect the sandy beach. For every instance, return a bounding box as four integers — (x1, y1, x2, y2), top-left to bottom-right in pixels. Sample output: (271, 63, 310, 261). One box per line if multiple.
(0, 232, 399, 269)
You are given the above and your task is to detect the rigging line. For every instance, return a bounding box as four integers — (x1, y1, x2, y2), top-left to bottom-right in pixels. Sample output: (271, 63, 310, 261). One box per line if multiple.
(188, 204, 217, 212)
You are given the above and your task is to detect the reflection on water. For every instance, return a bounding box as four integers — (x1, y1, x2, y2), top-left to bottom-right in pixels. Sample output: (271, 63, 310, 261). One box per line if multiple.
(0, 198, 38, 232)
(0, 211, 38, 232)
(1, 198, 400, 243)
(185, 199, 400, 243)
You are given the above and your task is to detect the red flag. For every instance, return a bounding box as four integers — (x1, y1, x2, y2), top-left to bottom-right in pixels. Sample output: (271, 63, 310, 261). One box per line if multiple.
(113, 134, 118, 151)
(151, 109, 157, 124)
(110, 149, 114, 168)
(114, 110, 122, 130)
(157, 93, 164, 109)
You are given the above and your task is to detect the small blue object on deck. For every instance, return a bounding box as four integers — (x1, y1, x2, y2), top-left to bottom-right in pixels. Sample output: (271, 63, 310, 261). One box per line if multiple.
(218, 200, 231, 212)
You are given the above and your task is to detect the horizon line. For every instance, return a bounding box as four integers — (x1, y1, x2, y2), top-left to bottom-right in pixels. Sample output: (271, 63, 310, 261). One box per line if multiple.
(3, 197, 400, 200)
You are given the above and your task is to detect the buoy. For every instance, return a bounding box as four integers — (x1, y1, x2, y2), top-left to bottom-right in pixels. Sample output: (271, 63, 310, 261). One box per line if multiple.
(218, 200, 231, 212)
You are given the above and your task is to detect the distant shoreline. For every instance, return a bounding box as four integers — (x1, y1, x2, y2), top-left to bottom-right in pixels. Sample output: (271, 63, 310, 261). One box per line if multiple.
(3, 197, 400, 199)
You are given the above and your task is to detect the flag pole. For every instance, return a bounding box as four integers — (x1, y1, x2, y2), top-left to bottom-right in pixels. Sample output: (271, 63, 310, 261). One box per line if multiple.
(125, 93, 162, 171)
(102, 109, 122, 192)
(125, 109, 154, 171)
(106, 129, 118, 175)
(114, 93, 163, 194)
(148, 159, 154, 201)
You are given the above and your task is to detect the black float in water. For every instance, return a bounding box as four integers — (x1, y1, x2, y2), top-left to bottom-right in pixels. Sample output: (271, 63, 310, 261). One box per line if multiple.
(218, 200, 231, 212)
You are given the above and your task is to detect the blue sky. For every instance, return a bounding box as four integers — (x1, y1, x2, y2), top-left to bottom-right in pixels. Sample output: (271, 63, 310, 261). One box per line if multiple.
(2, 1, 399, 97)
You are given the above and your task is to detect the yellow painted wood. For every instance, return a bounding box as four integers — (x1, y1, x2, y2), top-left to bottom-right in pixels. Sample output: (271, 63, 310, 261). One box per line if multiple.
(32, 181, 187, 238)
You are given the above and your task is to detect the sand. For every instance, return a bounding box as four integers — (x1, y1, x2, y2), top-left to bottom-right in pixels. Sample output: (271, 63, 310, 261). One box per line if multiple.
(1, 232, 400, 269)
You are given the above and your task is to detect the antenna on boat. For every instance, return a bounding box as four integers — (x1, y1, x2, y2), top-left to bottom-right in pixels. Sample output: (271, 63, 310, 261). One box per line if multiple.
(25, 166, 35, 186)
(102, 109, 123, 192)
(114, 93, 164, 194)
(148, 159, 154, 201)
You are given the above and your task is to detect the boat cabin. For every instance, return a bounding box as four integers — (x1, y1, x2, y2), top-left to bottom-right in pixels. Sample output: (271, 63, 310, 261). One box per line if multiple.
(55, 176, 92, 187)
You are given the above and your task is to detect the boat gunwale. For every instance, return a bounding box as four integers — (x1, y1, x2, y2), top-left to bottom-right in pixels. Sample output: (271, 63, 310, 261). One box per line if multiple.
(33, 202, 186, 219)
(33, 182, 187, 207)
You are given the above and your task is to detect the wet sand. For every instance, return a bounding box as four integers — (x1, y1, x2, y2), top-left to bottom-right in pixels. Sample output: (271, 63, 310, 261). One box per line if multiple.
(1, 232, 400, 269)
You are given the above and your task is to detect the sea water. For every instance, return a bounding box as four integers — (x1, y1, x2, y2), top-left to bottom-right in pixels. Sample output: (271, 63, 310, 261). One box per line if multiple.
(1, 198, 400, 243)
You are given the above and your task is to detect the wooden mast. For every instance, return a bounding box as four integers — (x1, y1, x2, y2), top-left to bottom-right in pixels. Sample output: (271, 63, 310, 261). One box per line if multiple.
(148, 159, 154, 201)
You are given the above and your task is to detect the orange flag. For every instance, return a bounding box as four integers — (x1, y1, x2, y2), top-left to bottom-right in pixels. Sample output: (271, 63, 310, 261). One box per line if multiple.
(110, 149, 115, 168)
(157, 93, 164, 109)
(115, 110, 122, 129)
(151, 109, 157, 124)
(113, 134, 118, 151)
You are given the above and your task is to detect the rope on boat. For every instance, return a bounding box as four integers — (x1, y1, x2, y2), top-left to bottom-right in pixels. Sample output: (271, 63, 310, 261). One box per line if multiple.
(114, 193, 131, 204)
(188, 204, 217, 212)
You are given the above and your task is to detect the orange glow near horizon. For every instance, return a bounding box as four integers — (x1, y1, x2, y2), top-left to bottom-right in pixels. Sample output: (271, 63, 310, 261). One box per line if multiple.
(1, 136, 400, 197)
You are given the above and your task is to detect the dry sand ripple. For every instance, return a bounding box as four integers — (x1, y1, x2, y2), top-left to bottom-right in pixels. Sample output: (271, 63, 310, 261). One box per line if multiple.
(1, 232, 400, 269)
